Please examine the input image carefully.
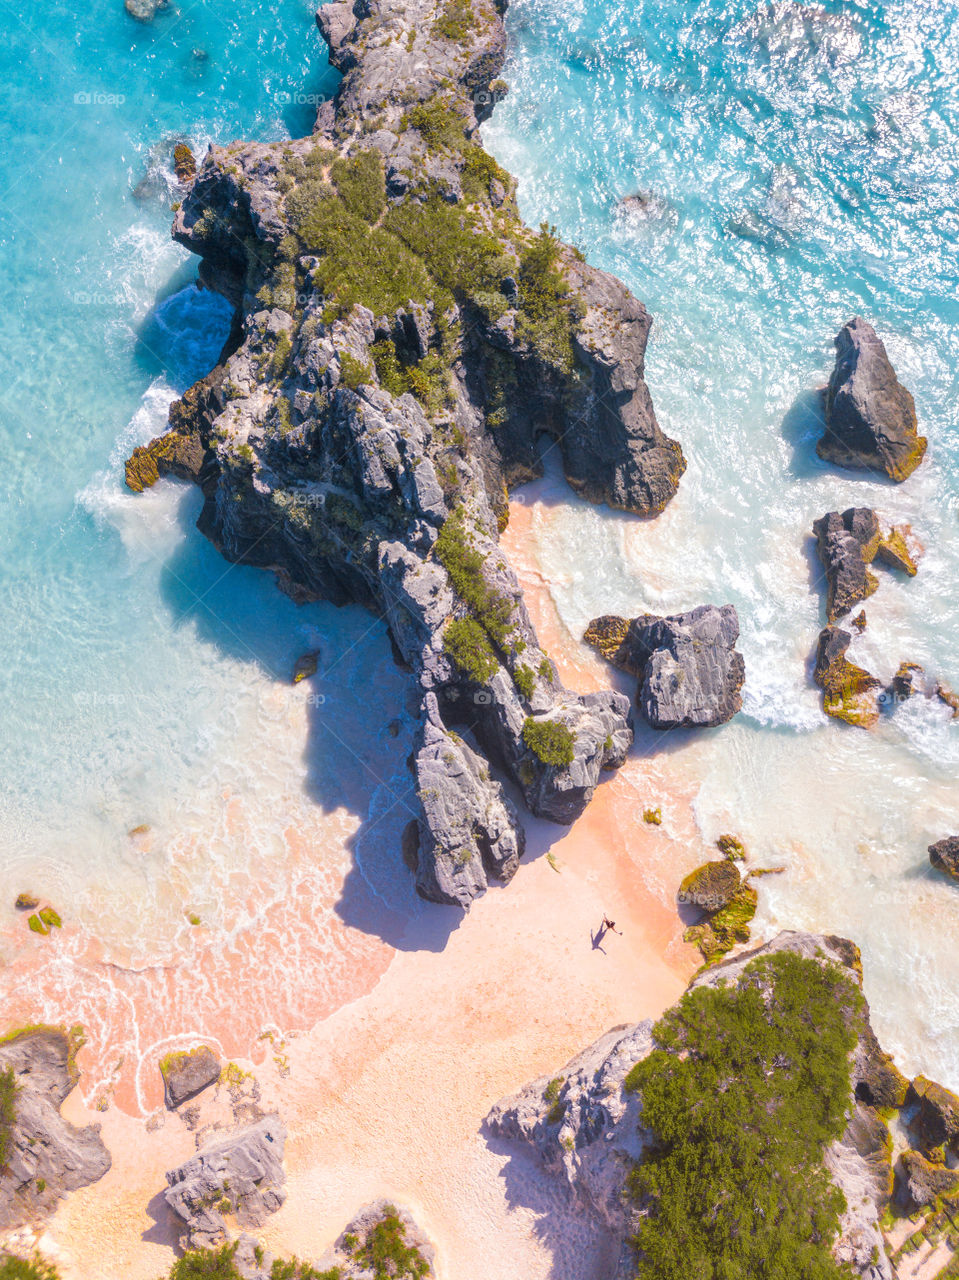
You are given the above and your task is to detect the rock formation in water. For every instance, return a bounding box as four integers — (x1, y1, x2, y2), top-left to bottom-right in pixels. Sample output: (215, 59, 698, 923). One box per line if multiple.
(585, 604, 745, 729)
(812, 507, 919, 623)
(814, 625, 883, 728)
(164, 1116, 287, 1250)
(817, 318, 927, 481)
(929, 836, 959, 882)
(0, 1027, 111, 1231)
(159, 1044, 222, 1110)
(124, 0, 687, 909)
(485, 931, 942, 1280)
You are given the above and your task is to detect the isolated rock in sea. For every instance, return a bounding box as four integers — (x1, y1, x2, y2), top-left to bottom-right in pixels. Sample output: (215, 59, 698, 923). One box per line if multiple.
(317, 1200, 437, 1278)
(160, 1044, 221, 1109)
(173, 142, 197, 184)
(585, 604, 745, 729)
(122, 0, 686, 909)
(814, 626, 883, 728)
(0, 1028, 111, 1231)
(889, 661, 924, 702)
(487, 932, 903, 1279)
(813, 507, 919, 622)
(937, 682, 959, 717)
(164, 1116, 287, 1250)
(929, 837, 959, 882)
(817, 318, 926, 481)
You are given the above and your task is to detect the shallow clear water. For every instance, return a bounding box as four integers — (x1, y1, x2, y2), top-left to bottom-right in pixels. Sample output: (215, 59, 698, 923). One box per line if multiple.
(485, 0, 959, 1077)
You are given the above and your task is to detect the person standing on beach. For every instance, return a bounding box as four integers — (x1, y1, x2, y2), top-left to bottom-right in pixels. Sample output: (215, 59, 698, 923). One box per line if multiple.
(602, 916, 621, 935)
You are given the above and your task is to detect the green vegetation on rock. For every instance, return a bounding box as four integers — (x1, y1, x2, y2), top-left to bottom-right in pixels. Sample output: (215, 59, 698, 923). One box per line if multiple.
(338, 353, 372, 392)
(434, 507, 513, 646)
(684, 882, 758, 966)
(624, 950, 864, 1280)
(348, 1208, 430, 1279)
(442, 617, 497, 683)
(0, 1257, 61, 1280)
(522, 718, 575, 768)
(0, 1067, 18, 1167)
(167, 1246, 242, 1280)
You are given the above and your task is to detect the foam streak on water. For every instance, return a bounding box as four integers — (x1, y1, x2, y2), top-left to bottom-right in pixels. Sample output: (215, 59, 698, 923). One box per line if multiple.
(485, 0, 959, 1081)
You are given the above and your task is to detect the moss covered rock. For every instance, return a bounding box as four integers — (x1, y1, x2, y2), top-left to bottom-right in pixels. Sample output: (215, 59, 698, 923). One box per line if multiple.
(908, 1075, 959, 1155)
(814, 625, 883, 728)
(897, 1149, 959, 1210)
(683, 883, 758, 965)
(678, 859, 741, 912)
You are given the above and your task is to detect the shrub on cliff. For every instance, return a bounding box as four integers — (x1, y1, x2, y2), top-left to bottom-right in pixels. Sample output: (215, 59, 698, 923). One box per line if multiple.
(443, 617, 497, 682)
(0, 1066, 18, 1167)
(624, 950, 864, 1279)
(522, 718, 575, 767)
(0, 1259, 60, 1280)
(350, 1208, 430, 1278)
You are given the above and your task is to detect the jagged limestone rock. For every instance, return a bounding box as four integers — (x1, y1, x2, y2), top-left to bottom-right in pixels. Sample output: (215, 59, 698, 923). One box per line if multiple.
(164, 1116, 287, 1250)
(813, 507, 919, 622)
(817, 317, 926, 481)
(814, 626, 883, 728)
(0, 1028, 111, 1231)
(585, 604, 745, 729)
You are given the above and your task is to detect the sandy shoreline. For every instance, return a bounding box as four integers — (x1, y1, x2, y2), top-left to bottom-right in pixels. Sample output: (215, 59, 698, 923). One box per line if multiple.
(6, 493, 702, 1279)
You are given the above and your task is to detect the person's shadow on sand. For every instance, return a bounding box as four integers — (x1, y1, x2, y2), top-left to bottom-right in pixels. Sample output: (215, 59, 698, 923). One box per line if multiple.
(591, 925, 608, 952)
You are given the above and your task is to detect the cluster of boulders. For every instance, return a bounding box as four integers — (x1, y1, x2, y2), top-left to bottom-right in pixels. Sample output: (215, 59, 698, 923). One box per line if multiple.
(584, 604, 745, 730)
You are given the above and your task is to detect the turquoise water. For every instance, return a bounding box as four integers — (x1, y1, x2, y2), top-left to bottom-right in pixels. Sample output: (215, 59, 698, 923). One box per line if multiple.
(484, 0, 959, 1077)
(1, 0, 958, 1086)
(0, 1, 426, 949)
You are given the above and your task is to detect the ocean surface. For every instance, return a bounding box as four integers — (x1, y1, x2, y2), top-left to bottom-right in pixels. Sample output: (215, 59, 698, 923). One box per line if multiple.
(0, 0, 957, 1096)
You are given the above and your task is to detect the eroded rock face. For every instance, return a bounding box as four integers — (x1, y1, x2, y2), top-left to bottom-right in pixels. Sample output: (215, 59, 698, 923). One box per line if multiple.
(929, 836, 959, 882)
(813, 507, 919, 622)
(164, 1116, 287, 1250)
(486, 932, 901, 1280)
(585, 604, 745, 729)
(817, 318, 926, 481)
(122, 0, 683, 908)
(0, 1028, 111, 1232)
(896, 1150, 959, 1211)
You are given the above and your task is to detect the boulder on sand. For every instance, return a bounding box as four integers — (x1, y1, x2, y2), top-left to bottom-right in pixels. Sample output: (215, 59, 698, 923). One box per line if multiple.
(817, 317, 926, 481)
(159, 1044, 221, 1109)
(929, 837, 959, 883)
(585, 604, 745, 729)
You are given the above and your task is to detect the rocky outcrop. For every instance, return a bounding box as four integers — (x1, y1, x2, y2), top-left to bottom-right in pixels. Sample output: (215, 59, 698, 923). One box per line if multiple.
(906, 1076, 959, 1157)
(317, 1200, 437, 1277)
(164, 1116, 286, 1250)
(487, 932, 907, 1280)
(677, 859, 741, 911)
(929, 837, 959, 882)
(122, 0, 687, 908)
(159, 1045, 221, 1110)
(817, 318, 926, 481)
(813, 507, 919, 622)
(585, 604, 745, 729)
(0, 1027, 111, 1231)
(896, 1150, 959, 1211)
(678, 859, 757, 964)
(814, 625, 883, 728)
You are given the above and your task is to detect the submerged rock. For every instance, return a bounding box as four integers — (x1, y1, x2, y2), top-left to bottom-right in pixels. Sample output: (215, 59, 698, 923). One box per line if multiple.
(813, 507, 919, 622)
(159, 1044, 221, 1110)
(929, 837, 959, 882)
(585, 604, 745, 729)
(123, 0, 685, 910)
(0, 1028, 111, 1231)
(165, 1116, 287, 1250)
(814, 626, 883, 728)
(817, 318, 927, 481)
